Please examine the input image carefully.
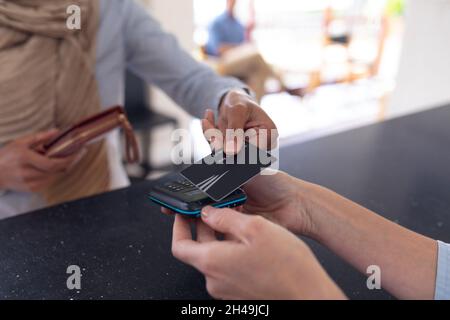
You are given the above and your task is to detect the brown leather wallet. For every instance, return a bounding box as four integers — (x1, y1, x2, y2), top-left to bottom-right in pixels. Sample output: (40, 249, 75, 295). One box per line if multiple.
(38, 106, 139, 163)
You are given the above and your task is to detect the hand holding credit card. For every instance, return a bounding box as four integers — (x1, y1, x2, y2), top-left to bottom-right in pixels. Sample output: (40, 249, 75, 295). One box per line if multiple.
(180, 142, 276, 201)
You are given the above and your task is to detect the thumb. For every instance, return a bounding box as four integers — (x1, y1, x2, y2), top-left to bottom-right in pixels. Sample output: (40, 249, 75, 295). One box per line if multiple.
(224, 107, 248, 155)
(200, 206, 251, 240)
(16, 129, 59, 148)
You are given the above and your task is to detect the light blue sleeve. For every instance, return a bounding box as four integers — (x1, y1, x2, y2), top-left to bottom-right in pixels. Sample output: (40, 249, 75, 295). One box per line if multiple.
(435, 241, 450, 300)
(206, 21, 222, 57)
(120, 0, 246, 118)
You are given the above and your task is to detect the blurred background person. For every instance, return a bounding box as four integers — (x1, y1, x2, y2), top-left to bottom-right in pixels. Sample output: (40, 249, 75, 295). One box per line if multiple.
(205, 0, 246, 57)
(192, 0, 409, 144)
(204, 0, 291, 102)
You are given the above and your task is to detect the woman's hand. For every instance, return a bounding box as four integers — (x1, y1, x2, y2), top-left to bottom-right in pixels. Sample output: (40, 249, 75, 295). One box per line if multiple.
(239, 170, 320, 237)
(160, 170, 319, 237)
(205, 89, 278, 154)
(201, 107, 318, 236)
(172, 207, 346, 300)
(0, 130, 85, 193)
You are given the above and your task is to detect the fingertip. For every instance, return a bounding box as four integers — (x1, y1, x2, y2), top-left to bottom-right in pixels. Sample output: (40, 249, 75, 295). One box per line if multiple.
(201, 118, 210, 129)
(201, 206, 214, 220)
(202, 119, 217, 134)
(210, 139, 223, 153)
(173, 213, 192, 241)
(161, 207, 173, 215)
(206, 109, 216, 123)
(44, 128, 60, 139)
(236, 137, 244, 152)
(200, 207, 247, 238)
(201, 206, 225, 222)
(224, 137, 243, 155)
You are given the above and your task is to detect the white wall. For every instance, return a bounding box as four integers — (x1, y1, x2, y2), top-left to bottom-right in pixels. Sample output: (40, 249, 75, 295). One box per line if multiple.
(387, 0, 450, 117)
(144, 0, 195, 131)
(147, 0, 195, 52)
(139, 0, 197, 167)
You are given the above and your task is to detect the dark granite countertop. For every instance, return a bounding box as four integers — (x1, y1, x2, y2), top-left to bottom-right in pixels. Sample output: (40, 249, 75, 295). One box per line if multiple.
(1, 105, 450, 300)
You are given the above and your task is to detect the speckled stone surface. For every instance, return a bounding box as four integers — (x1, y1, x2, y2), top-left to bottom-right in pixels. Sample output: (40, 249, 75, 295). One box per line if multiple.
(1, 105, 450, 299)
(0, 180, 208, 300)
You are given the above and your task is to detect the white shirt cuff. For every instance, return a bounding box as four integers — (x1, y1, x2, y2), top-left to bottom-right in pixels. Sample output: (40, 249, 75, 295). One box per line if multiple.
(435, 240, 450, 300)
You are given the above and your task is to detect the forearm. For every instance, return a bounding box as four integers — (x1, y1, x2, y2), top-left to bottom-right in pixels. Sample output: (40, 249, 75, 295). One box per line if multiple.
(122, 0, 246, 118)
(304, 183, 438, 299)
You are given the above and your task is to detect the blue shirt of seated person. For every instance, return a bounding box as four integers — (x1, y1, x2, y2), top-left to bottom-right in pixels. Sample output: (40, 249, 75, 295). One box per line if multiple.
(206, 12, 245, 57)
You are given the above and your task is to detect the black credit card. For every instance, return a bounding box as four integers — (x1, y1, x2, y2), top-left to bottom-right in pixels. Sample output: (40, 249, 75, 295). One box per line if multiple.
(180, 142, 276, 201)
